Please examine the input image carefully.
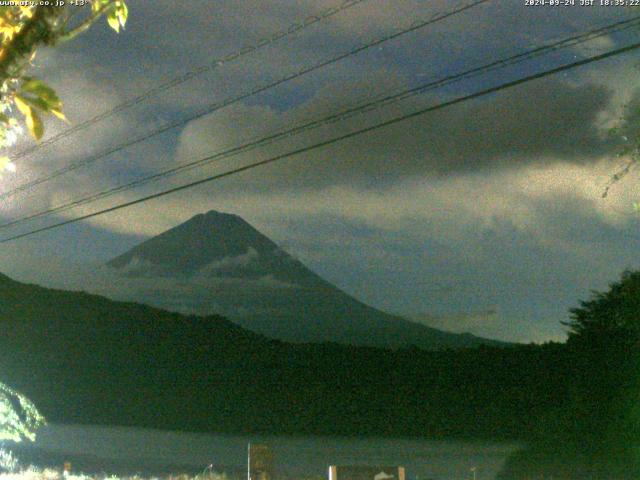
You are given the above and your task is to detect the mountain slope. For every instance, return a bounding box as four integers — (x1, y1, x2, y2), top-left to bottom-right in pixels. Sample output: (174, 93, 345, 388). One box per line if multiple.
(0, 272, 274, 431)
(0, 271, 559, 440)
(106, 210, 506, 349)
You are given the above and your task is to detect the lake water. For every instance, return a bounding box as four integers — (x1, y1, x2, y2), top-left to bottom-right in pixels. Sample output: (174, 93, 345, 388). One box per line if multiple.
(11, 424, 520, 480)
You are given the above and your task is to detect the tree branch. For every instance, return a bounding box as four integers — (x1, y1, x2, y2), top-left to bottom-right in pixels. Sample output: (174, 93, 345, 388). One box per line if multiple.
(0, 6, 63, 85)
(57, 3, 113, 43)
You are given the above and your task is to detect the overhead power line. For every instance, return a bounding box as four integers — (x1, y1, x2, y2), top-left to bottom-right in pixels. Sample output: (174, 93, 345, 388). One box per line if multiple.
(2, 39, 639, 244)
(1, 15, 638, 232)
(0, 0, 491, 201)
(9, 0, 369, 163)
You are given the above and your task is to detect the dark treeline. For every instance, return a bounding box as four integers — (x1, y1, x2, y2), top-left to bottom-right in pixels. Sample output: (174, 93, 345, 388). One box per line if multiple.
(0, 272, 564, 438)
(0, 270, 638, 477)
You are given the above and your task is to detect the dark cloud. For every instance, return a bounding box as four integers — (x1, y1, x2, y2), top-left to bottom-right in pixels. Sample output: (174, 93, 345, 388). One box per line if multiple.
(2, 0, 638, 346)
(175, 77, 616, 193)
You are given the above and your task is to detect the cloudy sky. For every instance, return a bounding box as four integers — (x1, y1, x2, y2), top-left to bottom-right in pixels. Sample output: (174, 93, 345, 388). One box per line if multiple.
(1, 0, 640, 342)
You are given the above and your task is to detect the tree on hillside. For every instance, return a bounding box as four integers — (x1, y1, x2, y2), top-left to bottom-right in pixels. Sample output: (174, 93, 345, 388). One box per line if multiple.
(0, 0, 127, 442)
(565, 269, 640, 345)
(561, 269, 640, 450)
(498, 271, 640, 479)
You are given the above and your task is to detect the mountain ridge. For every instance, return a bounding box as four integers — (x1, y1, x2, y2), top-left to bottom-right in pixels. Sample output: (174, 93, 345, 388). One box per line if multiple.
(106, 210, 508, 349)
(0, 267, 557, 440)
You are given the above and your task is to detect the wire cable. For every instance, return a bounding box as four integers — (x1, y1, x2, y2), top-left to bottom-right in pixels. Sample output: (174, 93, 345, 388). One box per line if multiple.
(9, 0, 369, 162)
(2, 39, 638, 244)
(0, 0, 491, 201)
(1, 15, 638, 231)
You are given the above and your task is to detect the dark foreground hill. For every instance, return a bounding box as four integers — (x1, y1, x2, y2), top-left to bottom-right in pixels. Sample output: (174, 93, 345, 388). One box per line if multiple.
(0, 271, 564, 439)
(106, 210, 506, 350)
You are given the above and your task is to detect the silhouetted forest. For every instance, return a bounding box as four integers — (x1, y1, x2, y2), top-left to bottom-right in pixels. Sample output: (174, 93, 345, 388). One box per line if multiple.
(0, 270, 638, 478)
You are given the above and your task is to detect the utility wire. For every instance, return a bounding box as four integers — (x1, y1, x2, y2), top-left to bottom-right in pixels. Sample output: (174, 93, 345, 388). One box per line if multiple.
(2, 39, 639, 244)
(1, 15, 638, 231)
(9, 0, 369, 162)
(0, 0, 491, 201)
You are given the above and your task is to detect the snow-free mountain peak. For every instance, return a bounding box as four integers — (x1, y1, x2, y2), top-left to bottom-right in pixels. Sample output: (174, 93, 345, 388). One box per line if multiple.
(108, 210, 281, 274)
(107, 211, 508, 349)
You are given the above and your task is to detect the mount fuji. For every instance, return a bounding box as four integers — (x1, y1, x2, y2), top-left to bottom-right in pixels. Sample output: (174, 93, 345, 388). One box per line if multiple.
(106, 210, 505, 349)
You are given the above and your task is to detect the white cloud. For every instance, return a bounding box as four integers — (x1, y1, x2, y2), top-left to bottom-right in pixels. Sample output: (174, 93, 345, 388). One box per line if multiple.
(198, 247, 259, 272)
(38, 153, 638, 260)
(572, 34, 615, 59)
(0, 0, 637, 345)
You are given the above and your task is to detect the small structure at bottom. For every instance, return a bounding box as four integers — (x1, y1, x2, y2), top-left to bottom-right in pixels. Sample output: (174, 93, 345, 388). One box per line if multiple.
(248, 443, 274, 480)
(328, 466, 406, 480)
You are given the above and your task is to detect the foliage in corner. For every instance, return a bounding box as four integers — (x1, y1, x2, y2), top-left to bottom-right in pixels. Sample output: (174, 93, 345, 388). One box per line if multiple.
(0, 0, 128, 173)
(0, 381, 44, 442)
(0, 0, 127, 442)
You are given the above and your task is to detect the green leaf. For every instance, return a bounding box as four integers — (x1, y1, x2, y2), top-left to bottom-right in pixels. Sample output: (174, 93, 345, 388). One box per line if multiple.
(21, 78, 61, 110)
(116, 1, 128, 28)
(107, 1, 128, 32)
(15, 95, 44, 141)
(92, 0, 110, 14)
(19, 94, 50, 113)
(14, 95, 31, 117)
(51, 109, 68, 123)
(0, 156, 15, 172)
(107, 10, 120, 32)
(28, 109, 43, 141)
